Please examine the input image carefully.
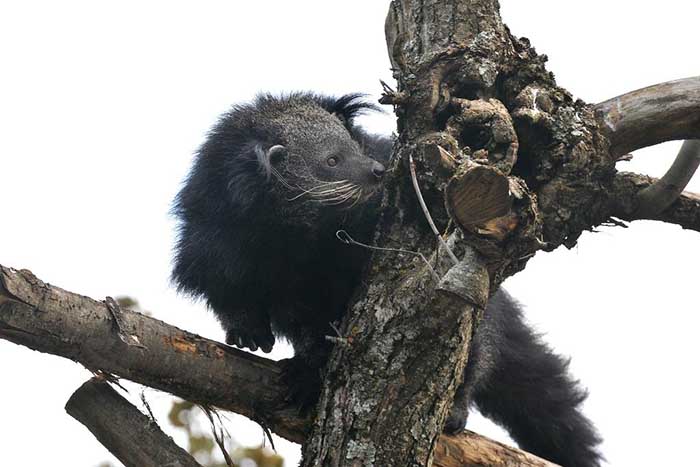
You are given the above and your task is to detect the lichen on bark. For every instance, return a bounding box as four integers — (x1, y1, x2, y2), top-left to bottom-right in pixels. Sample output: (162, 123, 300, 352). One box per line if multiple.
(302, 1, 625, 465)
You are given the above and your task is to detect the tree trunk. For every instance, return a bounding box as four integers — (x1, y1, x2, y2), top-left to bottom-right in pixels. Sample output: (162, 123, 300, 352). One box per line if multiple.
(0, 264, 558, 466)
(302, 0, 700, 465)
(301, 0, 602, 465)
(3, 1, 699, 466)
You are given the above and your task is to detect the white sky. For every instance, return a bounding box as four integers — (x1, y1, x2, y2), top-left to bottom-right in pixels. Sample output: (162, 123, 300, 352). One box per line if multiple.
(0, 1, 698, 466)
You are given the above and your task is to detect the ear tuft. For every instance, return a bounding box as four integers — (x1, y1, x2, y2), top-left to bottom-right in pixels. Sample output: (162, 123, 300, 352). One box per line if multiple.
(316, 94, 383, 129)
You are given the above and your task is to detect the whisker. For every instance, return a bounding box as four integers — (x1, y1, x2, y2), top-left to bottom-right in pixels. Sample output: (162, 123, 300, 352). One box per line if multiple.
(305, 181, 353, 191)
(319, 186, 361, 205)
(286, 181, 353, 201)
(307, 184, 357, 197)
(347, 188, 364, 209)
(275, 171, 364, 207)
(270, 167, 295, 190)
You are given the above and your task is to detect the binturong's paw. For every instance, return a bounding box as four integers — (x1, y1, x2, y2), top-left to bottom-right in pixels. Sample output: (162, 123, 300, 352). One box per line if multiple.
(225, 326, 275, 353)
(278, 356, 321, 411)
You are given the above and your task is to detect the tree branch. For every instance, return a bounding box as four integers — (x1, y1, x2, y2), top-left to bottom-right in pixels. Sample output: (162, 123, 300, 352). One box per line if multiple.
(609, 172, 700, 231)
(434, 431, 558, 467)
(0, 264, 306, 442)
(635, 140, 700, 217)
(594, 77, 700, 158)
(0, 264, 554, 466)
(65, 378, 202, 467)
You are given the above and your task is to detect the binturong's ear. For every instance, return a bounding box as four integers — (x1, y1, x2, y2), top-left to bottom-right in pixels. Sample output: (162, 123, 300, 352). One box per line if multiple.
(266, 145, 287, 164)
(254, 144, 288, 179)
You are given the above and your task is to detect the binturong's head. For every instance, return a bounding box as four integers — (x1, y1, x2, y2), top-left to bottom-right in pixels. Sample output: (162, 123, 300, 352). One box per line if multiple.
(174, 93, 388, 231)
(257, 94, 387, 205)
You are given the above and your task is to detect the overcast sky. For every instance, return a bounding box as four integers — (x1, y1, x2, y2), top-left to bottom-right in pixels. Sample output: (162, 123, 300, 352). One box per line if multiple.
(1, 1, 698, 466)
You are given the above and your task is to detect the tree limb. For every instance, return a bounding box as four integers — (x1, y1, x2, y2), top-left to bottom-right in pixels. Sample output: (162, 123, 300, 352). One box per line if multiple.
(594, 77, 700, 158)
(434, 431, 558, 467)
(65, 378, 202, 467)
(0, 264, 305, 442)
(609, 172, 700, 231)
(0, 264, 557, 466)
(635, 140, 700, 217)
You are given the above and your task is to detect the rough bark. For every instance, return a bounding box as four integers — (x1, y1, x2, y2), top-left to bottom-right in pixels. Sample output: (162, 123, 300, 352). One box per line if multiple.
(0, 265, 306, 442)
(66, 378, 201, 467)
(609, 173, 700, 231)
(0, 264, 555, 466)
(4, 1, 699, 466)
(301, 0, 699, 465)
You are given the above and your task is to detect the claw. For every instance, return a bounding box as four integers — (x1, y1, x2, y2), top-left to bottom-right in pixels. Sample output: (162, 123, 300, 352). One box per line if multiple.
(225, 327, 275, 353)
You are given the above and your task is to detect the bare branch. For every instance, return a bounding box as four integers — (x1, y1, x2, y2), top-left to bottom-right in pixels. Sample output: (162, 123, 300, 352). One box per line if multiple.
(1, 264, 550, 466)
(610, 172, 700, 231)
(435, 431, 559, 467)
(636, 140, 700, 217)
(594, 76, 700, 158)
(0, 265, 306, 442)
(65, 378, 202, 467)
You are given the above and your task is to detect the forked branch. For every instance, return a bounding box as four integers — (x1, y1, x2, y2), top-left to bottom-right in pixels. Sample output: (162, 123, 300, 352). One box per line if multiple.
(635, 140, 700, 217)
(610, 172, 700, 231)
(0, 265, 557, 467)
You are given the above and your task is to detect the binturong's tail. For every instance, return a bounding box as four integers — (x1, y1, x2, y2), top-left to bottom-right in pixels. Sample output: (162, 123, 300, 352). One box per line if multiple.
(473, 292, 603, 467)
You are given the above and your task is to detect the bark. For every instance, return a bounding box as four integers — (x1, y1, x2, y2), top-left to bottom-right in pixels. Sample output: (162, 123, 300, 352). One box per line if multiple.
(609, 172, 700, 231)
(635, 140, 700, 217)
(4, 1, 699, 466)
(301, 0, 699, 465)
(594, 77, 700, 158)
(0, 264, 554, 466)
(66, 378, 201, 467)
(0, 265, 306, 442)
(434, 431, 557, 467)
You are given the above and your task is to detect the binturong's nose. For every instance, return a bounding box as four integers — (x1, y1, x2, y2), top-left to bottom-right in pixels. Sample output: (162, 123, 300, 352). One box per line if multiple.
(371, 161, 386, 178)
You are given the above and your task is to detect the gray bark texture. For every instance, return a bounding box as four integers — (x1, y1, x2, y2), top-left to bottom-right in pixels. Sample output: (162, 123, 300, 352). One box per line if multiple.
(0, 265, 306, 442)
(304, 0, 601, 464)
(594, 78, 700, 158)
(0, 265, 555, 466)
(2, 0, 699, 466)
(302, 0, 700, 465)
(65, 378, 202, 467)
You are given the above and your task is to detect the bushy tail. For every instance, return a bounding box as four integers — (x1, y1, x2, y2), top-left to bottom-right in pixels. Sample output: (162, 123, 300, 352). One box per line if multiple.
(474, 295, 603, 467)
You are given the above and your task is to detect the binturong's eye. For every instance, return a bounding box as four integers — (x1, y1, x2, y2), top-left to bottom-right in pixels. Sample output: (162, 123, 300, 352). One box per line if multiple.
(327, 156, 339, 167)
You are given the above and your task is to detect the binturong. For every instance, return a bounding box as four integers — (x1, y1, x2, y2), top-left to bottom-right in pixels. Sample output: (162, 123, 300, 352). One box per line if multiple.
(172, 93, 603, 467)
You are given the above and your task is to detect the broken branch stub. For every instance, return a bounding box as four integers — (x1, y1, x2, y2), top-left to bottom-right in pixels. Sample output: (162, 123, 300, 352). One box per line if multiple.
(445, 162, 513, 237)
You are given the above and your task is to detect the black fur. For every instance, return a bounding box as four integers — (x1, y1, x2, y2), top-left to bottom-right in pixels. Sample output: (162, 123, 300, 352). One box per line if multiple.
(172, 93, 602, 467)
(172, 93, 384, 359)
(456, 291, 603, 467)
